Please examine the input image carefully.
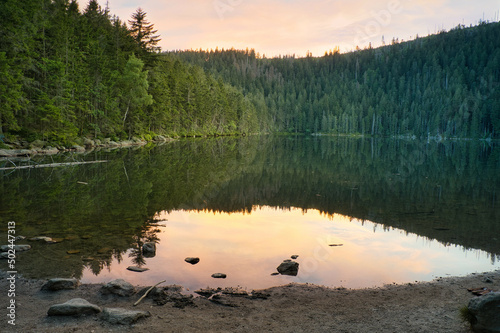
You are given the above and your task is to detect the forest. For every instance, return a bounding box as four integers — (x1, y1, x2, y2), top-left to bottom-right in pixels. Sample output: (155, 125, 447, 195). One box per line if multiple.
(1, 0, 499, 146)
(0, 0, 260, 146)
(177, 21, 500, 139)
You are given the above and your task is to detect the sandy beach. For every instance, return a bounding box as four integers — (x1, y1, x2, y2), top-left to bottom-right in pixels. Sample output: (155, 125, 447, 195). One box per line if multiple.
(1, 269, 499, 332)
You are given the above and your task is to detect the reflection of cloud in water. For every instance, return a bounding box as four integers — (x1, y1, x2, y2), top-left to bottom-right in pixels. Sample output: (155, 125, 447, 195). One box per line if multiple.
(81, 206, 500, 290)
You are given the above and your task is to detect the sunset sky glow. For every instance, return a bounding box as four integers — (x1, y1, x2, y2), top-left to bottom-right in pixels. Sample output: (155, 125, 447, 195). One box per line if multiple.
(91, 0, 499, 56)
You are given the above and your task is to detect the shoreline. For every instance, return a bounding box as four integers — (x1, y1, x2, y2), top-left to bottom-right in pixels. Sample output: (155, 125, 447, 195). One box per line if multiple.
(0, 137, 172, 159)
(1, 269, 498, 332)
(1, 133, 497, 160)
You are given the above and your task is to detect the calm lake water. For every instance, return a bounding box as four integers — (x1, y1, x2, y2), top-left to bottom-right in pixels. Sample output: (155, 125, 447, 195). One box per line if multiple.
(1, 136, 499, 291)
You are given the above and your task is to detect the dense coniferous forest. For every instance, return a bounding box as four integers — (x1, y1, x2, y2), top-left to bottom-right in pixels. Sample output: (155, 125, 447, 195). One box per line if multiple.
(0, 0, 259, 146)
(1, 0, 499, 145)
(177, 22, 500, 139)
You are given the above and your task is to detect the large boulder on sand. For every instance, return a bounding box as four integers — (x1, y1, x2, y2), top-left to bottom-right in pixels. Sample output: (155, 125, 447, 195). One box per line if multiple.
(47, 298, 101, 316)
(100, 279, 136, 297)
(468, 292, 500, 332)
(100, 307, 151, 325)
(42, 278, 80, 291)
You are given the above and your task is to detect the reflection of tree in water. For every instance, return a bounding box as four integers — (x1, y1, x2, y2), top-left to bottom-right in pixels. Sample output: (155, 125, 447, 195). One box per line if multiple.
(1, 136, 499, 278)
(128, 220, 161, 267)
(87, 258, 113, 276)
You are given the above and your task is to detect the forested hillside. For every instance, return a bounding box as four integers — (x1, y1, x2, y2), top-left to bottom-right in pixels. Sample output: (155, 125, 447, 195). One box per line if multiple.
(1, 0, 498, 145)
(177, 22, 500, 139)
(0, 0, 259, 146)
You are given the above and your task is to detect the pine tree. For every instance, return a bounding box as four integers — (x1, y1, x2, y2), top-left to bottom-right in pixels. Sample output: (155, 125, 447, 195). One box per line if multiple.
(128, 8, 161, 54)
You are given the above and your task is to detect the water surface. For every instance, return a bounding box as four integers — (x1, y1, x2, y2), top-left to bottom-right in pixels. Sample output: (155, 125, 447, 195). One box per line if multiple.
(1, 136, 499, 290)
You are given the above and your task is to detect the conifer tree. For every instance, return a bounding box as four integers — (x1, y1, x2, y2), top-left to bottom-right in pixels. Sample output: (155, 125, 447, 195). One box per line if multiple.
(128, 8, 161, 53)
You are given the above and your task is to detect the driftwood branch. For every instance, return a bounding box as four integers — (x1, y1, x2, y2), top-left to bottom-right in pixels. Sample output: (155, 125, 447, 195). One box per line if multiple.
(0, 160, 107, 171)
(133, 280, 166, 306)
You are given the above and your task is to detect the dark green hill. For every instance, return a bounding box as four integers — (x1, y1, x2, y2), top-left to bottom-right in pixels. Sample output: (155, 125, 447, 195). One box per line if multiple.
(176, 21, 500, 139)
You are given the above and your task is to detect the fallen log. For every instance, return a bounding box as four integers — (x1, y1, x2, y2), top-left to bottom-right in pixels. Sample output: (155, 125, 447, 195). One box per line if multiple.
(0, 160, 107, 170)
(133, 280, 167, 306)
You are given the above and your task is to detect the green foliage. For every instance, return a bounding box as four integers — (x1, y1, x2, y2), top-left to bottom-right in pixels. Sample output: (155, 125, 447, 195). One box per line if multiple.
(115, 54, 153, 137)
(459, 305, 477, 327)
(177, 22, 500, 139)
(0, 0, 258, 144)
(0, 52, 22, 134)
(146, 54, 260, 136)
(128, 8, 161, 56)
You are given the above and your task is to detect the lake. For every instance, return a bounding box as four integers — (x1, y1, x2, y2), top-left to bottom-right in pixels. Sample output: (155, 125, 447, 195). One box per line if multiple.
(1, 136, 499, 291)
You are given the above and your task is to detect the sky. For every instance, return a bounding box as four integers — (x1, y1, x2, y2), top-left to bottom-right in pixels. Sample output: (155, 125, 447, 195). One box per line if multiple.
(91, 0, 499, 57)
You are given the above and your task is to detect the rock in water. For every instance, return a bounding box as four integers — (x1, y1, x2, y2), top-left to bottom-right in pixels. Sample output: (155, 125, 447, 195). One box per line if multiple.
(185, 257, 200, 265)
(0, 244, 31, 252)
(277, 260, 299, 276)
(468, 292, 500, 333)
(101, 279, 136, 297)
(29, 236, 52, 242)
(142, 242, 156, 258)
(47, 298, 101, 316)
(127, 266, 149, 272)
(41, 278, 80, 291)
(100, 308, 150, 325)
(211, 273, 227, 279)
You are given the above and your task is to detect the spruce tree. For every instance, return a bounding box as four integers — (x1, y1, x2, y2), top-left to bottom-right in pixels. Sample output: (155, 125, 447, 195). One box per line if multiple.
(128, 8, 161, 54)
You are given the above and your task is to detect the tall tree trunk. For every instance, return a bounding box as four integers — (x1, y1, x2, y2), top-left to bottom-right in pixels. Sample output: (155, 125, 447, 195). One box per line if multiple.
(123, 99, 131, 127)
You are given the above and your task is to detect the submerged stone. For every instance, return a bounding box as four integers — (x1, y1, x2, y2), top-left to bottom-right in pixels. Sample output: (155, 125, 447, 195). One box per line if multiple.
(29, 236, 52, 242)
(1, 244, 31, 252)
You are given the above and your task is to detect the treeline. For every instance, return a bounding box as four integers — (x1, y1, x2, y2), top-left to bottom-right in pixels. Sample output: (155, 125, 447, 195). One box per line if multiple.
(0, 0, 259, 146)
(176, 21, 500, 139)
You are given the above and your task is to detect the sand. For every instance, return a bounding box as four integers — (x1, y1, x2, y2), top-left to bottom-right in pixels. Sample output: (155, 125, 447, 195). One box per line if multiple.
(1, 270, 499, 333)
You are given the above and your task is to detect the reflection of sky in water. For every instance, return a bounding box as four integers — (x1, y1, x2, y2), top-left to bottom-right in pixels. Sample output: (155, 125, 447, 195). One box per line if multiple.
(81, 206, 499, 290)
